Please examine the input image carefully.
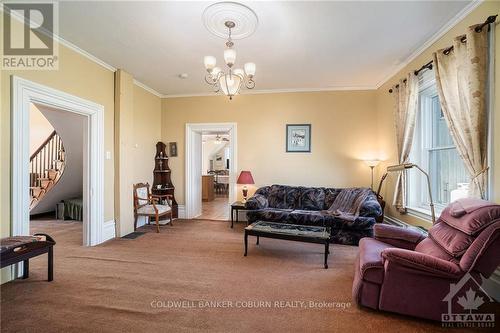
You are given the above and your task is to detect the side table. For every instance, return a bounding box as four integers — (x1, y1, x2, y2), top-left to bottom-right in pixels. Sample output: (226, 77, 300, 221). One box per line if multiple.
(231, 201, 248, 228)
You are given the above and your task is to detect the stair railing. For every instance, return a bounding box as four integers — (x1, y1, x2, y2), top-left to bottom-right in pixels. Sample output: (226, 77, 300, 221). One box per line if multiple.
(30, 130, 65, 188)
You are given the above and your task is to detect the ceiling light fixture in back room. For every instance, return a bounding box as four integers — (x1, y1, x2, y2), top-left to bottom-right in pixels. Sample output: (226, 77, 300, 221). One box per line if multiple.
(202, 2, 258, 100)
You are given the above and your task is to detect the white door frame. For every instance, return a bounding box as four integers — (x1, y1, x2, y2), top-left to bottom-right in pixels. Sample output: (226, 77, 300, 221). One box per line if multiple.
(185, 122, 237, 219)
(11, 76, 105, 247)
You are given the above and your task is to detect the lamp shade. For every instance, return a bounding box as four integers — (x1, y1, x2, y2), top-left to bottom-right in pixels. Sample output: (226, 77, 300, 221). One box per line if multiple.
(237, 171, 254, 185)
(244, 62, 256, 76)
(219, 73, 241, 97)
(224, 48, 236, 66)
(204, 56, 216, 70)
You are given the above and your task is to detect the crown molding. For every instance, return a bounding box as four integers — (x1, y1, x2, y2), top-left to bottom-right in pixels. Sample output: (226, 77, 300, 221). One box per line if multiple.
(55, 36, 117, 72)
(163, 86, 377, 98)
(4, 6, 166, 96)
(374, 0, 484, 89)
(132, 79, 164, 98)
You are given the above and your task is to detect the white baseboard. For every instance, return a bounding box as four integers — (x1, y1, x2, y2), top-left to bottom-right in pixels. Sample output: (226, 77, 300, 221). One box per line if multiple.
(177, 205, 186, 219)
(102, 220, 116, 242)
(383, 215, 409, 227)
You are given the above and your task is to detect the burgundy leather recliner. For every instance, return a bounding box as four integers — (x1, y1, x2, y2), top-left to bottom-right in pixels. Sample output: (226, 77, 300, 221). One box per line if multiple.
(352, 198, 500, 321)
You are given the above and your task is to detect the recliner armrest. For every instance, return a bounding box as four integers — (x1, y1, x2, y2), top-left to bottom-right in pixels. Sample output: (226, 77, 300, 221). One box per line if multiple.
(245, 194, 269, 210)
(382, 248, 462, 279)
(374, 224, 425, 250)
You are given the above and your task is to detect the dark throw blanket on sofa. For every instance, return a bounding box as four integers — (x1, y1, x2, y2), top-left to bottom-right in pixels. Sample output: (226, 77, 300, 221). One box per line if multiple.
(245, 185, 382, 246)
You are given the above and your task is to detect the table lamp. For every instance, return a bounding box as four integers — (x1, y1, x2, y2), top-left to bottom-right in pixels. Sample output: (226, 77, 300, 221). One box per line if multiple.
(237, 171, 255, 202)
(364, 160, 380, 190)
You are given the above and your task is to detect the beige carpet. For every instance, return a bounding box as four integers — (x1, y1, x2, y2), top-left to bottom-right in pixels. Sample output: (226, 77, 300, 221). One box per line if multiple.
(0, 219, 488, 332)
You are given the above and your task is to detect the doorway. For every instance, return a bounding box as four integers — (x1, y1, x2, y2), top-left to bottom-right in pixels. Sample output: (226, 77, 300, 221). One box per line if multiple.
(29, 102, 86, 245)
(11, 76, 106, 254)
(200, 131, 230, 220)
(185, 123, 237, 219)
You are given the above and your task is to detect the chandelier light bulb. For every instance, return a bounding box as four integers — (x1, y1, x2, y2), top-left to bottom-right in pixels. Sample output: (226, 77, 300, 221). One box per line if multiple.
(204, 56, 216, 71)
(224, 48, 236, 67)
(244, 62, 256, 77)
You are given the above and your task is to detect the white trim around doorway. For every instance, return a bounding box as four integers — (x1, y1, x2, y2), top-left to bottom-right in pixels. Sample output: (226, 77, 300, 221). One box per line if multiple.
(11, 76, 107, 249)
(185, 123, 237, 219)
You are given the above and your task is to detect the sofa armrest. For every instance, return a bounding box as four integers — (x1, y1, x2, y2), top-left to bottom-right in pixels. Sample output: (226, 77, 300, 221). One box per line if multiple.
(374, 224, 425, 250)
(359, 195, 383, 219)
(382, 248, 462, 279)
(245, 194, 269, 210)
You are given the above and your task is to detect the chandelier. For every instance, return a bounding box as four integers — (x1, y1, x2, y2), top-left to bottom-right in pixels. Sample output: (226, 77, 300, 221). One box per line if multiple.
(203, 21, 256, 100)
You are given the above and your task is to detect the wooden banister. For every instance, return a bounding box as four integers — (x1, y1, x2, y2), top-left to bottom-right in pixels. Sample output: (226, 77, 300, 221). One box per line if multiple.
(30, 130, 57, 161)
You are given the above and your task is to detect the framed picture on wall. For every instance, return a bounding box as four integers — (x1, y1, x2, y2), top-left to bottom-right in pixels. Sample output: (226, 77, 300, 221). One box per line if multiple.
(286, 124, 311, 152)
(169, 142, 178, 157)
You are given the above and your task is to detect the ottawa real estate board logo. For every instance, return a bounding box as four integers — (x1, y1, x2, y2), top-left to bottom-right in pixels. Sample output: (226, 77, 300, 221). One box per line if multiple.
(2, 2, 59, 70)
(441, 273, 496, 328)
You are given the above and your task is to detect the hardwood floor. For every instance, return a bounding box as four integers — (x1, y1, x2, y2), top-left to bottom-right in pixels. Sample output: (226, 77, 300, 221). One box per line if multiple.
(199, 196, 229, 221)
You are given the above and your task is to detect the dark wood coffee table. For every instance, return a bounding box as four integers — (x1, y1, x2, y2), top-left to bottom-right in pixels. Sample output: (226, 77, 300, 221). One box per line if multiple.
(244, 221, 331, 269)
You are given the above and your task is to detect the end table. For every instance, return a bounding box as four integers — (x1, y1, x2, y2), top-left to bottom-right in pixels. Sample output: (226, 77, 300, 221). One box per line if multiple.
(231, 201, 248, 228)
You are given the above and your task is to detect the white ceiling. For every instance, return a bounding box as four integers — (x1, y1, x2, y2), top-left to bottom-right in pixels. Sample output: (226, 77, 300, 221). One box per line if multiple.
(58, 1, 475, 97)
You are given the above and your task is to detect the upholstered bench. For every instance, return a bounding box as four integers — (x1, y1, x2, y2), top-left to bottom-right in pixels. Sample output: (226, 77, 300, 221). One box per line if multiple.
(0, 234, 56, 281)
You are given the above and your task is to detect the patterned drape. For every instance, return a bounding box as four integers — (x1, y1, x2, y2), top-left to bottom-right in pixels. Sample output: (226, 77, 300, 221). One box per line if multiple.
(393, 74, 419, 211)
(433, 25, 489, 198)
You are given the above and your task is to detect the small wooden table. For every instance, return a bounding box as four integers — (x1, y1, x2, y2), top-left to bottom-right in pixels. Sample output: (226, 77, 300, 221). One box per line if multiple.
(244, 221, 331, 269)
(0, 234, 56, 281)
(231, 201, 248, 228)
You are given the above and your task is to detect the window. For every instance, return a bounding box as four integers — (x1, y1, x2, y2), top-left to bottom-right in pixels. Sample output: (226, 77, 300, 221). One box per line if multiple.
(408, 72, 469, 215)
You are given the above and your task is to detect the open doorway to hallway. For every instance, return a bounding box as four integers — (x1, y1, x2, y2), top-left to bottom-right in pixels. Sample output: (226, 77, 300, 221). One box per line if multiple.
(185, 122, 237, 220)
(199, 131, 230, 220)
(29, 103, 86, 246)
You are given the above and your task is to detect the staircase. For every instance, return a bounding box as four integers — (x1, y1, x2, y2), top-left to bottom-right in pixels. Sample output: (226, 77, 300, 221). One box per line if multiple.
(30, 131, 66, 211)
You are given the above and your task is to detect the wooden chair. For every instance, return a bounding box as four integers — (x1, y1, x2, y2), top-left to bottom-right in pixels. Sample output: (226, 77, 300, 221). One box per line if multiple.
(133, 183, 173, 233)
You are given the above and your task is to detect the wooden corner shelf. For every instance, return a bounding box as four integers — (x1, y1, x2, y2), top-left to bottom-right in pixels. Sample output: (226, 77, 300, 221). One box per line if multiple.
(151, 141, 178, 218)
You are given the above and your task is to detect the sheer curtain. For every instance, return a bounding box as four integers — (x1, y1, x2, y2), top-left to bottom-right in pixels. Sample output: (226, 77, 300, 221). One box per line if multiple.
(433, 25, 490, 198)
(393, 74, 419, 211)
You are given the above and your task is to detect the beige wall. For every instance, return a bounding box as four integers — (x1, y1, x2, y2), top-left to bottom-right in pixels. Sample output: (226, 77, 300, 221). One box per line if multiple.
(375, 1, 500, 228)
(162, 91, 379, 205)
(114, 70, 162, 236)
(132, 84, 162, 184)
(30, 105, 54, 154)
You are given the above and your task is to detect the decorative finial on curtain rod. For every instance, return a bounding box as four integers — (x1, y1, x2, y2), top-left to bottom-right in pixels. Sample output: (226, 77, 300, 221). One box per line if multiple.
(388, 14, 497, 93)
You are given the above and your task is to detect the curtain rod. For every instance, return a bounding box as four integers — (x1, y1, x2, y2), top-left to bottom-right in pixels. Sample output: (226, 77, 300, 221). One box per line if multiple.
(388, 15, 497, 93)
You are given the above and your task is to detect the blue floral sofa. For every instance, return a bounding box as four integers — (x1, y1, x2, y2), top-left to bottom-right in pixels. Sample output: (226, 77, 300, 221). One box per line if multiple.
(245, 185, 383, 245)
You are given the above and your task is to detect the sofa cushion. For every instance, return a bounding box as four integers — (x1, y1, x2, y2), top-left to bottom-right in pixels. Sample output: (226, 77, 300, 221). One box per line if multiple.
(300, 187, 325, 210)
(323, 188, 342, 210)
(359, 238, 394, 284)
(285, 186, 302, 209)
(439, 202, 500, 236)
(246, 208, 293, 223)
(414, 238, 458, 263)
(268, 185, 287, 209)
(428, 222, 474, 257)
(290, 210, 325, 226)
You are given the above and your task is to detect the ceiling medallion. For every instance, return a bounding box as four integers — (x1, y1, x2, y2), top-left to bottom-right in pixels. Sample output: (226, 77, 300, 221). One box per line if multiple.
(202, 2, 258, 100)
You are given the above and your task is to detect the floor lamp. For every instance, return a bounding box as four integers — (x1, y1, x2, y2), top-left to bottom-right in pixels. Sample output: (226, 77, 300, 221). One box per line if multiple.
(376, 163, 436, 223)
(364, 160, 380, 190)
